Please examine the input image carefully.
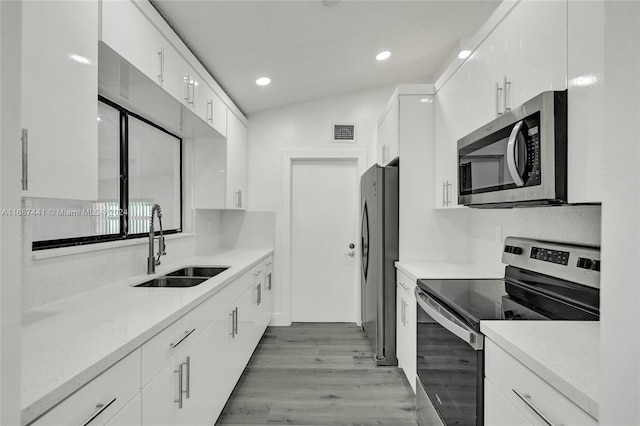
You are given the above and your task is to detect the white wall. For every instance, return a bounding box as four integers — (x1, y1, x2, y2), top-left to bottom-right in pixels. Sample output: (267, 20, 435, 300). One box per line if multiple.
(465, 205, 601, 272)
(247, 86, 394, 325)
(0, 1, 22, 423)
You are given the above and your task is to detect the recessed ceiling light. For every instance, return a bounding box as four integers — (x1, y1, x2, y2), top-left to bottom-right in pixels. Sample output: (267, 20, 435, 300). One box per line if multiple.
(419, 98, 432, 104)
(569, 74, 599, 88)
(458, 50, 472, 59)
(376, 51, 391, 61)
(256, 77, 271, 86)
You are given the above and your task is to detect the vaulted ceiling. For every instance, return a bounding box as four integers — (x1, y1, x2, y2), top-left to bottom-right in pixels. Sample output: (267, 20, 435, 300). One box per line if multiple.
(151, 0, 501, 115)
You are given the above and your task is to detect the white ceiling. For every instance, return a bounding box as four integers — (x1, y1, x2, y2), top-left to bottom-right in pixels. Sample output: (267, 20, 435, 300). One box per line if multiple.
(151, 0, 501, 116)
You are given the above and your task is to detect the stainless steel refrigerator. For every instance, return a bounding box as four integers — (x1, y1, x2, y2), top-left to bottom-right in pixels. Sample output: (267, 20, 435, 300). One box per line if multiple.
(360, 160, 398, 366)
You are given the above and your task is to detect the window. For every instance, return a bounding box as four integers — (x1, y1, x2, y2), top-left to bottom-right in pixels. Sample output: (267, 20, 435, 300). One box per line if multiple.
(31, 97, 182, 250)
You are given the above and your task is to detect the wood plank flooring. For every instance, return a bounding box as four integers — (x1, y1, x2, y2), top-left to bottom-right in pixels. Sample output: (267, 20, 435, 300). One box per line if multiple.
(216, 323, 417, 426)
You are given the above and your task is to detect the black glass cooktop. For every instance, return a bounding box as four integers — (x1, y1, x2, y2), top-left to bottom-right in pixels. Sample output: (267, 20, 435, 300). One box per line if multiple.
(418, 266, 600, 331)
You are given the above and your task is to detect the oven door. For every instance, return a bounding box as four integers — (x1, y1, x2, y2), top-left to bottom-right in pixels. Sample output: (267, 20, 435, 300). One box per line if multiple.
(415, 287, 484, 426)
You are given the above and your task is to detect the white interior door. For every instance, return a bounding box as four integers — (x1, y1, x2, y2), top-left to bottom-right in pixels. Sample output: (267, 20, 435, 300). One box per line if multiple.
(291, 159, 359, 322)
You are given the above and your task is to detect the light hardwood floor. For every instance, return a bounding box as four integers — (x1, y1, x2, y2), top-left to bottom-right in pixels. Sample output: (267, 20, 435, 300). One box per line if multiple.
(216, 323, 417, 426)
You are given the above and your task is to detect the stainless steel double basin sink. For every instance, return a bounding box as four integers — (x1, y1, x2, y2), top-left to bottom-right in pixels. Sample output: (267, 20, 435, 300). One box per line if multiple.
(135, 266, 229, 288)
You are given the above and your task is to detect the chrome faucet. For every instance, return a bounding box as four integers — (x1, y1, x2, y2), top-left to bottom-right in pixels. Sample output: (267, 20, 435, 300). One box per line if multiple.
(147, 204, 166, 274)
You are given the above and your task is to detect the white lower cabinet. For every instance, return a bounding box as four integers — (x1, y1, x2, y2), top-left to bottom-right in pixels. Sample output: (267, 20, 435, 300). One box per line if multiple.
(30, 350, 141, 426)
(484, 339, 597, 426)
(395, 270, 416, 393)
(105, 394, 142, 426)
(484, 378, 531, 426)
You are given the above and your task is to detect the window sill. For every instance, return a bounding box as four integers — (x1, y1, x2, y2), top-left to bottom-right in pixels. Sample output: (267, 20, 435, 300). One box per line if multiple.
(31, 233, 195, 260)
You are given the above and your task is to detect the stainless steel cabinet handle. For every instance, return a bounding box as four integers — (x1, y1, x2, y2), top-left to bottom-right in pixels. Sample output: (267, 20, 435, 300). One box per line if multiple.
(157, 48, 164, 84)
(503, 76, 511, 112)
(80, 397, 117, 426)
(189, 80, 196, 106)
(235, 189, 242, 208)
(496, 82, 503, 116)
(170, 328, 196, 349)
(174, 363, 184, 408)
(183, 76, 190, 102)
(506, 120, 525, 187)
(398, 281, 409, 291)
(185, 356, 191, 399)
(512, 389, 556, 426)
(266, 273, 272, 290)
(234, 307, 239, 335)
(442, 180, 446, 207)
(415, 287, 483, 350)
(21, 129, 28, 191)
(401, 299, 406, 325)
(258, 283, 262, 305)
(229, 310, 235, 338)
(207, 99, 213, 123)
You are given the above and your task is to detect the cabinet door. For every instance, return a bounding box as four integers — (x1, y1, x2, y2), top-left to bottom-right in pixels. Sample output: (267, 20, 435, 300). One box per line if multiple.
(403, 288, 417, 393)
(22, 0, 98, 200)
(504, 0, 567, 109)
(237, 283, 260, 362)
(101, 0, 165, 87)
(566, 1, 605, 203)
(163, 45, 193, 109)
(192, 138, 227, 209)
(377, 100, 399, 165)
(434, 68, 469, 209)
(202, 84, 228, 137)
(465, 16, 509, 132)
(105, 394, 141, 426)
(141, 356, 181, 426)
(226, 112, 248, 209)
(485, 378, 532, 426)
(262, 271, 274, 331)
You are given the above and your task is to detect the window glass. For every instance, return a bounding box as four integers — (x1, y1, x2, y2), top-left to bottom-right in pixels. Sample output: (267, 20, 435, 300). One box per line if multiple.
(128, 116, 181, 233)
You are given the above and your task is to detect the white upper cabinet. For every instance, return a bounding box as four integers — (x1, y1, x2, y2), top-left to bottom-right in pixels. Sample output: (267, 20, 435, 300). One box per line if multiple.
(100, 0, 166, 88)
(377, 100, 399, 165)
(434, 67, 470, 209)
(503, 0, 567, 108)
(21, 0, 98, 200)
(100, 0, 231, 136)
(566, 1, 605, 204)
(225, 113, 248, 209)
(434, 0, 568, 208)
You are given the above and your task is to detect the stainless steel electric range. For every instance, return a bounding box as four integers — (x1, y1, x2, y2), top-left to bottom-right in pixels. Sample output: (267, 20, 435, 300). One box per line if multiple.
(415, 237, 600, 426)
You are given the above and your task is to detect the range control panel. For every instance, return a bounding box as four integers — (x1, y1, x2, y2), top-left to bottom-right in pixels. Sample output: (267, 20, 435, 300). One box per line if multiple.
(502, 237, 601, 289)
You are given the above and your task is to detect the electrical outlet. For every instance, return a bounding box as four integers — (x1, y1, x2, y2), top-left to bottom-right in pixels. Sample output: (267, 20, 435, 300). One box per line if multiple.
(494, 226, 503, 243)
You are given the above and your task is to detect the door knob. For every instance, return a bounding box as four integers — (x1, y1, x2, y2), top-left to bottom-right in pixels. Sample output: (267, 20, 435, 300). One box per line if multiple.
(348, 250, 355, 257)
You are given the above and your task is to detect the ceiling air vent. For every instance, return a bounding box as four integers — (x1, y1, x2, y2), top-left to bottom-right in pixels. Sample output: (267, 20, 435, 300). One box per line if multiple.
(332, 123, 356, 143)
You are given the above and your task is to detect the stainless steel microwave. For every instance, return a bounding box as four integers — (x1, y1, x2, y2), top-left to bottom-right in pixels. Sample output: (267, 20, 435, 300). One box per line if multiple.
(457, 90, 567, 208)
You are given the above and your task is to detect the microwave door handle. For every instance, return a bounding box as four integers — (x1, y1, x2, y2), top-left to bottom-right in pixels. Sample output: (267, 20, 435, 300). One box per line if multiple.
(506, 120, 525, 187)
(415, 288, 483, 351)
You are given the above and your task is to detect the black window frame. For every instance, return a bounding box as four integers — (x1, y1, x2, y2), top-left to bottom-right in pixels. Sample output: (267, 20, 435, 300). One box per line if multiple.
(32, 95, 183, 250)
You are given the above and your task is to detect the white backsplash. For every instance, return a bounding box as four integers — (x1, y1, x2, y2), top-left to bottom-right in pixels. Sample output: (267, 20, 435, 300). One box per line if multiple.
(23, 208, 275, 310)
(466, 205, 602, 271)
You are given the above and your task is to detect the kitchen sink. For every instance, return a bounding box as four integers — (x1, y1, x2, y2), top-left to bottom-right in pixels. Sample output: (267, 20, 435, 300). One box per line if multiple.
(165, 266, 229, 278)
(135, 277, 209, 288)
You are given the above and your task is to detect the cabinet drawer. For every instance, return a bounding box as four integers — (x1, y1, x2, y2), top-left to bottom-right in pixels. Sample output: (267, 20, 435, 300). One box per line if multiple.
(30, 349, 141, 426)
(396, 270, 415, 293)
(141, 276, 247, 385)
(485, 340, 597, 426)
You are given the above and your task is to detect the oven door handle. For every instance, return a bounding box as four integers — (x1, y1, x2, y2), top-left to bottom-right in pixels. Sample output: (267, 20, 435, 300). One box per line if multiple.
(506, 120, 525, 187)
(415, 288, 483, 351)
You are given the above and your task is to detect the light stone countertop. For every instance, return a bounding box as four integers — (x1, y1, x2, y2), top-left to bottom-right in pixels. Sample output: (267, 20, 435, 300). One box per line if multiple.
(395, 261, 504, 283)
(21, 248, 273, 425)
(481, 321, 599, 420)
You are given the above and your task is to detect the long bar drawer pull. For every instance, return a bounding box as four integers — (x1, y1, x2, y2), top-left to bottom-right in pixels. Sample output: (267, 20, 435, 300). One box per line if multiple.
(512, 389, 556, 426)
(80, 397, 117, 426)
(170, 328, 196, 348)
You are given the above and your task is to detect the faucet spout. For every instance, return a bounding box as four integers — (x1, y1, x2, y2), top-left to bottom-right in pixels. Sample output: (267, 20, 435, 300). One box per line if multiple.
(147, 204, 166, 274)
